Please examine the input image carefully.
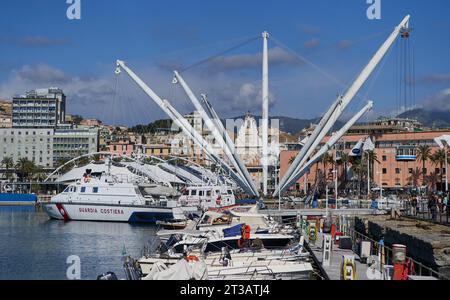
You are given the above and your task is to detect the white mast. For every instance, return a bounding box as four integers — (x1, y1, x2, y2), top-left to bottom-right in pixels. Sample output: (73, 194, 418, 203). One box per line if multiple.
(262, 31, 269, 196)
(173, 71, 259, 196)
(367, 151, 371, 200)
(115, 60, 256, 196)
(274, 15, 410, 196)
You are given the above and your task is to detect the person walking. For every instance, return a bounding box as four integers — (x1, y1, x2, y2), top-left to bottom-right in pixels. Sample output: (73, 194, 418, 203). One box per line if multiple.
(430, 195, 438, 222)
(411, 195, 418, 216)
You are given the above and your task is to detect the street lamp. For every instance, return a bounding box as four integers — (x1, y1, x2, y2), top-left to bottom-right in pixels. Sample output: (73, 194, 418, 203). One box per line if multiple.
(276, 166, 281, 211)
(376, 169, 383, 200)
(331, 169, 338, 211)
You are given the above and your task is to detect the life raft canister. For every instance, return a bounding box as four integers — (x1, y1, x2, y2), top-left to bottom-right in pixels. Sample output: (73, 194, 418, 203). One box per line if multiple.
(185, 255, 199, 262)
(241, 224, 251, 240)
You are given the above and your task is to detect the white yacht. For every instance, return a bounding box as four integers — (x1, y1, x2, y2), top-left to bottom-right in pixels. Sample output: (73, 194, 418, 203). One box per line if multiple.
(43, 171, 188, 223)
(178, 185, 236, 210)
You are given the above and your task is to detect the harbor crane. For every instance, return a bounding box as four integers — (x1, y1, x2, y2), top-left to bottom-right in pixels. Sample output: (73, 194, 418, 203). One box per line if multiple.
(115, 60, 258, 196)
(282, 101, 374, 191)
(172, 71, 259, 196)
(274, 15, 411, 196)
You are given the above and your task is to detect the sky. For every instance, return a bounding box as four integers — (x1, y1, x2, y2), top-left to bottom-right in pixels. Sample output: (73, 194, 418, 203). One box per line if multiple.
(0, 0, 449, 126)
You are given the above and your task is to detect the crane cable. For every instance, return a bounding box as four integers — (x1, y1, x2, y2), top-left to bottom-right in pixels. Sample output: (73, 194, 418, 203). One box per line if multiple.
(180, 35, 261, 73)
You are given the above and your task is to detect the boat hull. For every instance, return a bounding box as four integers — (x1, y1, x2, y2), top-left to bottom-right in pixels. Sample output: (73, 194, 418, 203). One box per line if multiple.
(173, 235, 293, 253)
(43, 202, 183, 223)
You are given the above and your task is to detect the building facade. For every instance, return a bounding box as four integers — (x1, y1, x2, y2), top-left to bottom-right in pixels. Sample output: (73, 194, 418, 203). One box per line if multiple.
(12, 88, 66, 128)
(0, 100, 12, 128)
(53, 126, 99, 165)
(280, 130, 450, 193)
(0, 128, 54, 168)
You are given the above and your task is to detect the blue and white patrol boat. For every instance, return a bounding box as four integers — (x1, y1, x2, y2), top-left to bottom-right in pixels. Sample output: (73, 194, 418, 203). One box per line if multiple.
(43, 170, 188, 223)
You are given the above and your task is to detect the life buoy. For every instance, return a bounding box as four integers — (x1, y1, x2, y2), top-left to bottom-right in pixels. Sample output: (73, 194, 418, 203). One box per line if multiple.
(185, 255, 199, 262)
(342, 259, 357, 280)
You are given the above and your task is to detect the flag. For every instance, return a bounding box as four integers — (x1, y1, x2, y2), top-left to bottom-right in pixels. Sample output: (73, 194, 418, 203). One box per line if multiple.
(350, 139, 364, 157)
(363, 137, 375, 152)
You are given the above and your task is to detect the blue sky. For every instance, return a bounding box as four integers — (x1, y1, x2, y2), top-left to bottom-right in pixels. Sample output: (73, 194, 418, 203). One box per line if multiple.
(1, 0, 449, 126)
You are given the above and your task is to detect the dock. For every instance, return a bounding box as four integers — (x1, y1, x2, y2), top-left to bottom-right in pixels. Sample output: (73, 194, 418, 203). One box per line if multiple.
(308, 232, 369, 280)
(262, 208, 386, 218)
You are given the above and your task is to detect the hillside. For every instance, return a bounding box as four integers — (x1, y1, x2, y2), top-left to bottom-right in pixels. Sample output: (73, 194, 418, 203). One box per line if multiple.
(398, 108, 450, 129)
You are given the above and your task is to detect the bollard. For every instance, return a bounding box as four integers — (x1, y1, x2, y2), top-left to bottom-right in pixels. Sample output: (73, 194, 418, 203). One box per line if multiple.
(392, 244, 407, 280)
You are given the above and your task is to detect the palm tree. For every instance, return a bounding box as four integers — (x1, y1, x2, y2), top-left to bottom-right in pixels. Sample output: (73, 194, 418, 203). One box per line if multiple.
(417, 145, 432, 187)
(321, 152, 334, 180)
(427, 171, 439, 192)
(339, 152, 350, 188)
(1, 157, 14, 181)
(15, 158, 37, 182)
(431, 149, 447, 190)
(351, 157, 366, 198)
(288, 156, 296, 165)
(408, 168, 422, 189)
(365, 150, 379, 181)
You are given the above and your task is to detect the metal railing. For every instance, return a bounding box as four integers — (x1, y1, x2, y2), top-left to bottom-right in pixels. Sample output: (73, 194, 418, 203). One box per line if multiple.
(401, 201, 450, 226)
(343, 225, 450, 280)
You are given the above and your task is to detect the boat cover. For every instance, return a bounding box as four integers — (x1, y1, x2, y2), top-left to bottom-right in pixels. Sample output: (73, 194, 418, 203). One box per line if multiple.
(142, 259, 208, 280)
(223, 223, 244, 238)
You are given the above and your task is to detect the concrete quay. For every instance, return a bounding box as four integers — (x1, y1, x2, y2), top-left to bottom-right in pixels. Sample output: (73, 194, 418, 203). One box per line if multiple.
(355, 215, 450, 278)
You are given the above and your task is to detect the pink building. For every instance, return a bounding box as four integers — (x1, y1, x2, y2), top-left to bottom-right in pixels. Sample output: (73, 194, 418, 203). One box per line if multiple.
(108, 142, 136, 156)
(280, 130, 450, 193)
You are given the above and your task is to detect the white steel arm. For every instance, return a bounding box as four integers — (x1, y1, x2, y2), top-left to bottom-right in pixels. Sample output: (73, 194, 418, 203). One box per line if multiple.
(115, 60, 256, 196)
(274, 15, 410, 196)
(281, 101, 373, 193)
(173, 71, 259, 196)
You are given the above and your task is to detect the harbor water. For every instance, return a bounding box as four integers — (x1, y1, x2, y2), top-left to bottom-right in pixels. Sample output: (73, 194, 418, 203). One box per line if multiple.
(0, 206, 158, 280)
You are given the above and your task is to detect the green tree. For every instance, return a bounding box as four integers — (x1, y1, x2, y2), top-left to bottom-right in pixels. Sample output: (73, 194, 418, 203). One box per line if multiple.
(416, 145, 432, 186)
(339, 152, 351, 186)
(1, 157, 14, 181)
(15, 158, 37, 182)
(431, 149, 447, 190)
(365, 150, 379, 181)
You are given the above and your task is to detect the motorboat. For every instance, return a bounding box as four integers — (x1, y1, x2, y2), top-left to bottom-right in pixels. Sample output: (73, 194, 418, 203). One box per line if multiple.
(178, 184, 236, 210)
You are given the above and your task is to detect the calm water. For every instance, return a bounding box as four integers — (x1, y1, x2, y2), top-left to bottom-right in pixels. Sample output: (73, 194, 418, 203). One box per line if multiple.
(0, 206, 159, 280)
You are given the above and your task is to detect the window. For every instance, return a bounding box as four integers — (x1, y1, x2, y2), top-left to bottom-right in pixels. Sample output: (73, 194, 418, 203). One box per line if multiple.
(409, 168, 413, 174)
(80, 187, 86, 193)
(206, 191, 211, 197)
(93, 187, 99, 193)
(199, 191, 204, 196)
(190, 190, 197, 196)
(227, 190, 232, 195)
(382, 155, 387, 162)
(396, 168, 401, 174)
(382, 168, 387, 174)
(436, 168, 440, 175)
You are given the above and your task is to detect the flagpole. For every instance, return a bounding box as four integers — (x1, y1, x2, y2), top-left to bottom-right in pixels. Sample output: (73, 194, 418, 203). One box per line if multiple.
(367, 151, 370, 200)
